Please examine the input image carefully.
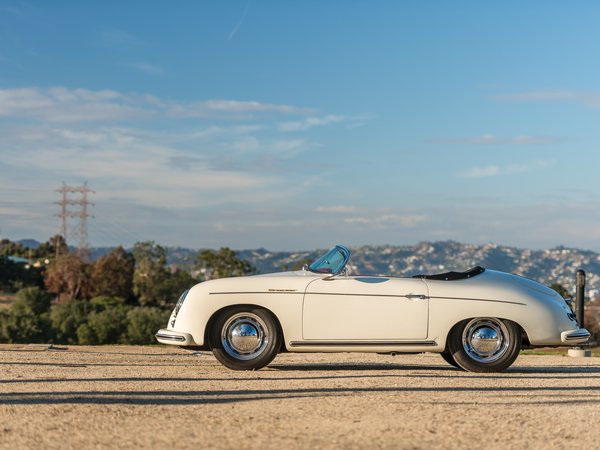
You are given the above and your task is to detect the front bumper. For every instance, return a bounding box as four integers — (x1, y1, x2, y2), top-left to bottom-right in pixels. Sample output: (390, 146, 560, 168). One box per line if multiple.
(155, 329, 195, 346)
(561, 328, 591, 345)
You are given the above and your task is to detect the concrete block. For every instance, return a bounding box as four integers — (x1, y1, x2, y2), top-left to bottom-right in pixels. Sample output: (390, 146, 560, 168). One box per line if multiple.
(568, 348, 592, 357)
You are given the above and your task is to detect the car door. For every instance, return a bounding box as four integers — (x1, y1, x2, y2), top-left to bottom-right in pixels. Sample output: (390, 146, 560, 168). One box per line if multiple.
(302, 276, 429, 340)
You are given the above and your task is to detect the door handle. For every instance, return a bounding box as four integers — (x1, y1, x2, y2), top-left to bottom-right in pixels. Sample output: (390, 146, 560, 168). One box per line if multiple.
(406, 293, 429, 300)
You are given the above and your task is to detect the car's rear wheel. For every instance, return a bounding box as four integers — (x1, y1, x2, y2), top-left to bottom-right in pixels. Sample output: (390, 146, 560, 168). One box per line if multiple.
(448, 317, 520, 373)
(209, 306, 280, 370)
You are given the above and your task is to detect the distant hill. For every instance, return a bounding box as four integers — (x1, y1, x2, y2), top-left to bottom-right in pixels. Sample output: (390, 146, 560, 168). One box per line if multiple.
(17, 239, 41, 249)
(13, 239, 600, 296)
(234, 241, 600, 298)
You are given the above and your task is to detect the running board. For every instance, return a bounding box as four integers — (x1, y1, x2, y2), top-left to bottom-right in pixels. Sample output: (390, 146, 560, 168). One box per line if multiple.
(289, 340, 436, 347)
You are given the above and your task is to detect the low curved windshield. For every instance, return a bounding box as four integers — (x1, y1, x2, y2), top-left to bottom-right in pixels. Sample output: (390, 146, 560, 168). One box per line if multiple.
(308, 245, 350, 275)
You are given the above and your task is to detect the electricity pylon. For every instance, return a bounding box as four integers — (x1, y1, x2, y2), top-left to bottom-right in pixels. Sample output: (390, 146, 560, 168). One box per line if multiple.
(55, 182, 95, 261)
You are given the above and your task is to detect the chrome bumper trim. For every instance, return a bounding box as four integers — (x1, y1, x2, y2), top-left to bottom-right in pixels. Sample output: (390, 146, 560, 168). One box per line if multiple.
(156, 333, 185, 342)
(155, 329, 194, 345)
(561, 328, 591, 344)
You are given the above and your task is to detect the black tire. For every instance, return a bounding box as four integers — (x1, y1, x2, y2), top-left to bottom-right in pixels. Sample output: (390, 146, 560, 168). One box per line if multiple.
(448, 318, 521, 373)
(440, 351, 461, 369)
(209, 306, 280, 370)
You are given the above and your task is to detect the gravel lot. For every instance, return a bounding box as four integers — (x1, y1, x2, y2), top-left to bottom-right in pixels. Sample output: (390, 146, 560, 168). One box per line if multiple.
(1, 344, 599, 449)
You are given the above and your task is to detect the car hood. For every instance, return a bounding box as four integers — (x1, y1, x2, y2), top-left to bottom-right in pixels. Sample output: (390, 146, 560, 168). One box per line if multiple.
(190, 270, 320, 295)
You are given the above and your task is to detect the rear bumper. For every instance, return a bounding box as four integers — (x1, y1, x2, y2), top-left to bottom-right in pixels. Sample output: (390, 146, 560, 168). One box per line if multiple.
(561, 328, 591, 345)
(155, 329, 196, 346)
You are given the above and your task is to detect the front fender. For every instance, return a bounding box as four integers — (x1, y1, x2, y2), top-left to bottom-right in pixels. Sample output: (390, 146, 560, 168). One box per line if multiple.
(166, 272, 315, 346)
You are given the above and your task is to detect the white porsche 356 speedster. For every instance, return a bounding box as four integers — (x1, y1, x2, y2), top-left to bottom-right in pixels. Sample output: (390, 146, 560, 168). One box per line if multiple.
(156, 244, 590, 372)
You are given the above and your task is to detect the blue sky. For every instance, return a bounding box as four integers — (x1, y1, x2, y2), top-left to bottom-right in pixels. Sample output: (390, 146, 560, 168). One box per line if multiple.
(1, 1, 600, 251)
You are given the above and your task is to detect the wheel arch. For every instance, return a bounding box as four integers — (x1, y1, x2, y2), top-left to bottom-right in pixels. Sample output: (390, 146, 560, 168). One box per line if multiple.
(204, 304, 286, 352)
(443, 316, 530, 351)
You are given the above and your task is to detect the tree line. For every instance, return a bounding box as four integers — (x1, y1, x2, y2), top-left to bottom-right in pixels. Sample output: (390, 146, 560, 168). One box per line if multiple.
(0, 237, 254, 345)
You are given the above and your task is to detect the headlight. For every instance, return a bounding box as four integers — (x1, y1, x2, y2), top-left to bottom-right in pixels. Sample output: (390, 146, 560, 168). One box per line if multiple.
(170, 289, 190, 327)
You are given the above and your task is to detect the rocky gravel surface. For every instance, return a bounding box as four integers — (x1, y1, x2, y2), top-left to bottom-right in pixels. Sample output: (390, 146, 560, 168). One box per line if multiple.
(1, 345, 599, 449)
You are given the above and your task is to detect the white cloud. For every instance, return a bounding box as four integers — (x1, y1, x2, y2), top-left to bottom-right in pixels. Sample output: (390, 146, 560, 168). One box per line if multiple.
(0, 206, 45, 220)
(167, 100, 314, 119)
(0, 86, 370, 246)
(494, 90, 600, 109)
(316, 205, 357, 213)
(460, 165, 500, 178)
(316, 206, 428, 228)
(459, 160, 555, 179)
(0, 120, 321, 215)
(279, 115, 345, 132)
(271, 139, 305, 153)
(200, 99, 312, 115)
(0, 87, 313, 123)
(0, 87, 150, 122)
(344, 217, 370, 224)
(227, 2, 251, 41)
(53, 128, 107, 144)
(173, 125, 264, 141)
(344, 214, 428, 228)
(231, 136, 261, 152)
(123, 62, 165, 76)
(429, 134, 564, 145)
(2, 129, 284, 210)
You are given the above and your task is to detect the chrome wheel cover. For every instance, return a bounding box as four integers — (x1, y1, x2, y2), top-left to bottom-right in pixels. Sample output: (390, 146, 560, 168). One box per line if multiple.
(462, 318, 510, 364)
(221, 313, 269, 361)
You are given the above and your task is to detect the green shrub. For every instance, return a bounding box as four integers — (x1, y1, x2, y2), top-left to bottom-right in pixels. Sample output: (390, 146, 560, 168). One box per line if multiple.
(75, 323, 95, 345)
(14, 287, 52, 315)
(125, 307, 170, 344)
(0, 309, 9, 341)
(50, 299, 93, 344)
(75, 297, 131, 344)
(0, 287, 52, 343)
(1, 289, 172, 345)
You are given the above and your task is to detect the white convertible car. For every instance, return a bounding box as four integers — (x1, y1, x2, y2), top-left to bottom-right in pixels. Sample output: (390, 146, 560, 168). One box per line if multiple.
(156, 244, 590, 372)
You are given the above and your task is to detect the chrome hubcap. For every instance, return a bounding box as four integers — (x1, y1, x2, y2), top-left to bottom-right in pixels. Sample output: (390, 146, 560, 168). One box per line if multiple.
(230, 323, 260, 352)
(222, 313, 269, 360)
(462, 318, 509, 363)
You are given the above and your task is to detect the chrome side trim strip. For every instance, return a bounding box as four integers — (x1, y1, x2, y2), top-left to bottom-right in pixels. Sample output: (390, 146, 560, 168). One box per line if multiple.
(210, 291, 301, 295)
(429, 296, 526, 306)
(211, 291, 424, 299)
(208, 291, 524, 305)
(289, 340, 437, 347)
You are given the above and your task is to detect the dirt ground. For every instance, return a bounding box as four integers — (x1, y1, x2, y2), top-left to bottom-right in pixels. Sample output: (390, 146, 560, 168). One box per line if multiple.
(1, 345, 599, 449)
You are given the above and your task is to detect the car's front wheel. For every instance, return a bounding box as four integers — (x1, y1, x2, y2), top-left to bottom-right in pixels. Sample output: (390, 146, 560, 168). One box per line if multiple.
(209, 306, 280, 370)
(448, 317, 520, 373)
(440, 351, 460, 369)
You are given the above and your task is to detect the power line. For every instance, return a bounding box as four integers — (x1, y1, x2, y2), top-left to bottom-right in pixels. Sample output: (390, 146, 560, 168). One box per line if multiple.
(93, 215, 146, 244)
